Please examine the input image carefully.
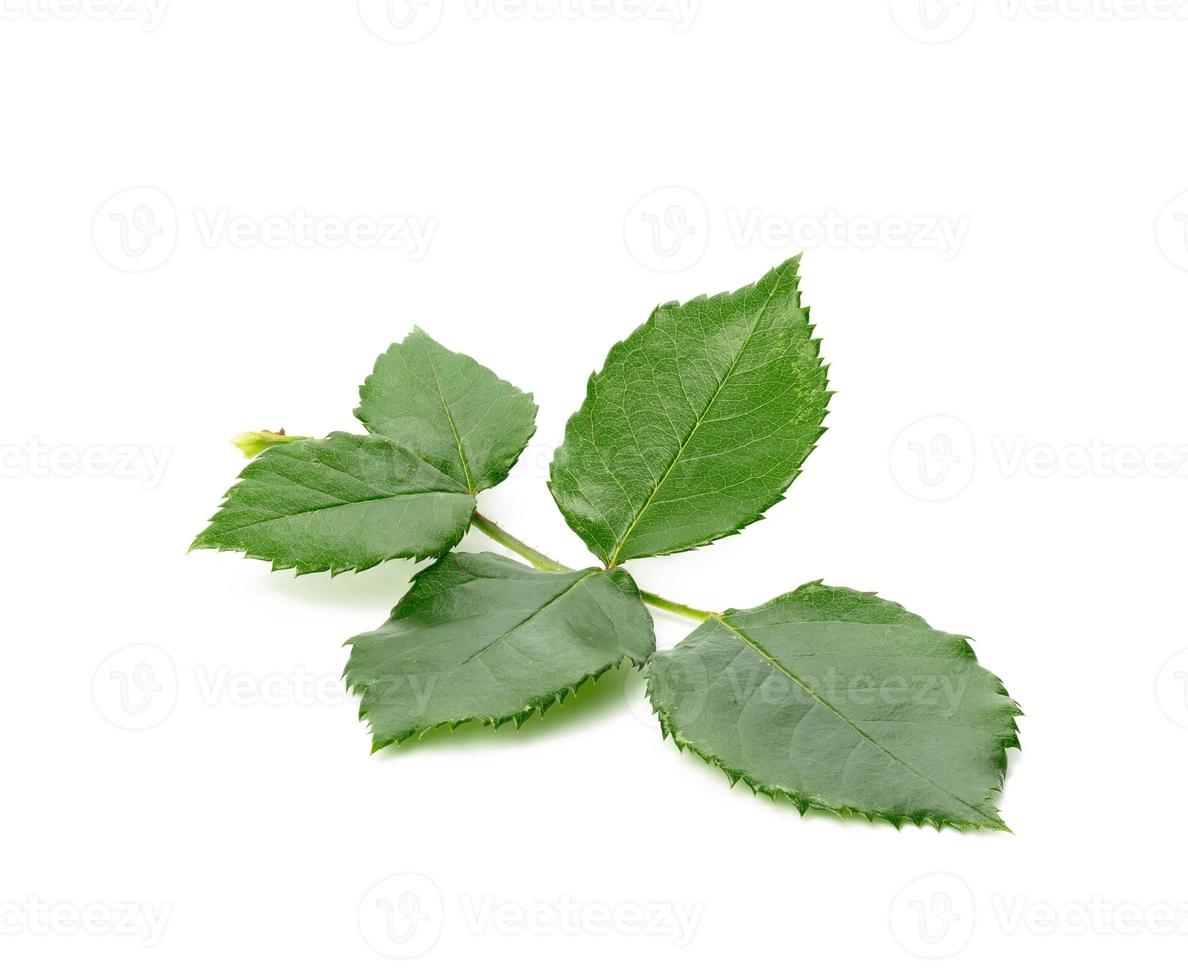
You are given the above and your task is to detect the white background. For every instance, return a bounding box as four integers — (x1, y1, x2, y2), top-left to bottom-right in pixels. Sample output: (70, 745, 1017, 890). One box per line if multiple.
(3, 0, 1187, 975)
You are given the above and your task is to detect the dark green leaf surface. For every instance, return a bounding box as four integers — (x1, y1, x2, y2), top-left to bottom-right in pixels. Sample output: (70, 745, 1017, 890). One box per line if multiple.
(346, 552, 655, 750)
(646, 582, 1020, 830)
(356, 328, 537, 494)
(191, 432, 475, 575)
(549, 257, 829, 565)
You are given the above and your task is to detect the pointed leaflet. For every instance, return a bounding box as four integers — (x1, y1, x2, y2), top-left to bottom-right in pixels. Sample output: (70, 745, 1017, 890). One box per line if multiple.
(345, 552, 655, 750)
(191, 432, 475, 575)
(356, 328, 538, 494)
(549, 257, 829, 565)
(646, 583, 1020, 831)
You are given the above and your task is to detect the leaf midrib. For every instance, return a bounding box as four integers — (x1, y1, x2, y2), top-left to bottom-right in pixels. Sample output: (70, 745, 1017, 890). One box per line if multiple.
(208, 488, 469, 536)
(715, 615, 1003, 827)
(458, 570, 600, 666)
(606, 267, 790, 566)
(425, 344, 476, 495)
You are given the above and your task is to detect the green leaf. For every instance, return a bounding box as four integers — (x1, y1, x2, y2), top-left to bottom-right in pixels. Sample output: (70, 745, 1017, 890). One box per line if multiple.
(549, 256, 830, 565)
(645, 582, 1020, 831)
(345, 552, 655, 750)
(356, 328, 538, 494)
(191, 432, 475, 575)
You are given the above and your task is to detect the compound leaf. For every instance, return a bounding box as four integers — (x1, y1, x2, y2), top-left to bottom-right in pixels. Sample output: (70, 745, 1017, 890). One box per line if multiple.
(549, 256, 829, 565)
(356, 328, 537, 494)
(646, 582, 1020, 831)
(345, 552, 655, 750)
(191, 432, 475, 575)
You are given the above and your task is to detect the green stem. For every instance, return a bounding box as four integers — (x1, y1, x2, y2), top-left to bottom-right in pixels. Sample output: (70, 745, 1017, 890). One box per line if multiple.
(635, 591, 714, 623)
(469, 512, 569, 572)
(470, 512, 716, 622)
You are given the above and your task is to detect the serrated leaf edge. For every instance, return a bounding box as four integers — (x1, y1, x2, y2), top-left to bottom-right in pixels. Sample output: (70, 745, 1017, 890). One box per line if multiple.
(645, 664, 1019, 832)
(642, 582, 1022, 832)
(188, 502, 473, 578)
(342, 552, 656, 751)
(348, 655, 634, 754)
(355, 327, 539, 494)
(548, 256, 833, 565)
(189, 431, 476, 576)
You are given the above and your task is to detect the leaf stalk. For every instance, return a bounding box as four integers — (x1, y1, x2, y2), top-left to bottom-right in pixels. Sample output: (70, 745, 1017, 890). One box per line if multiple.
(470, 512, 716, 622)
